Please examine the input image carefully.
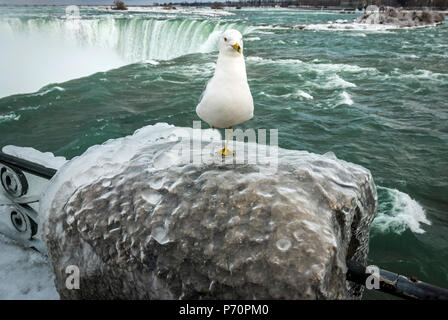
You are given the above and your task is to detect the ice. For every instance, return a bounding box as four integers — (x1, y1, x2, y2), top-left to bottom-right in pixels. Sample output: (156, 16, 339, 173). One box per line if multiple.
(151, 226, 170, 245)
(0, 234, 58, 299)
(39, 123, 221, 223)
(276, 238, 292, 252)
(2, 145, 67, 170)
(40, 123, 377, 299)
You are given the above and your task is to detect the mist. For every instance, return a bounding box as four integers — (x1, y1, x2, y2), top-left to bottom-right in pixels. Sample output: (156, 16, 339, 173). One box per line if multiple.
(0, 24, 126, 97)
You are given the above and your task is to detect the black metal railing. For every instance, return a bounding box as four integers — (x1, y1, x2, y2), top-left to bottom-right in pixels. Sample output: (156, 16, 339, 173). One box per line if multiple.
(0, 151, 56, 180)
(347, 260, 448, 300)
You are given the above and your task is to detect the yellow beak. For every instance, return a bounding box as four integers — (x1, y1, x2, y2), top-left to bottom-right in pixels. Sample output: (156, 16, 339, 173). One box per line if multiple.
(232, 43, 242, 54)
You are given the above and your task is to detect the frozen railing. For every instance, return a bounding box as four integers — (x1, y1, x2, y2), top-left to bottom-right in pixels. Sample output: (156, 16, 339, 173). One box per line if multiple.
(0, 150, 58, 253)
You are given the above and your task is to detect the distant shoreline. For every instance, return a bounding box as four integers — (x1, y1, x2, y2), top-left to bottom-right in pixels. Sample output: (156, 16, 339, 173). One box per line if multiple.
(0, 3, 447, 14)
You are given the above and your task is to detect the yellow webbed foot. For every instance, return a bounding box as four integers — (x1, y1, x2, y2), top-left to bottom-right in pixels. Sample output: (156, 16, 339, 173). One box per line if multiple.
(217, 127, 234, 156)
(217, 147, 234, 157)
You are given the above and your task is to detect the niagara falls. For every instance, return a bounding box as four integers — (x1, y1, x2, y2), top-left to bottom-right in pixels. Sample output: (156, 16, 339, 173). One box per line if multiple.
(0, 0, 447, 305)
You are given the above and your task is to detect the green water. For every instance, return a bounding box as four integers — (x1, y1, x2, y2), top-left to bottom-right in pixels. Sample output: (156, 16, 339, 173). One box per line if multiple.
(0, 6, 447, 298)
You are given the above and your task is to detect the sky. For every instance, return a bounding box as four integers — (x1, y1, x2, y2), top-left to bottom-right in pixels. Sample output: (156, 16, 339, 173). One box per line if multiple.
(0, 1, 174, 5)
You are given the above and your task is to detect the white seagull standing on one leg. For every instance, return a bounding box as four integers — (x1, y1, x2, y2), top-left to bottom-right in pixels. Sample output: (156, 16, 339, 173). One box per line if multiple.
(196, 29, 254, 156)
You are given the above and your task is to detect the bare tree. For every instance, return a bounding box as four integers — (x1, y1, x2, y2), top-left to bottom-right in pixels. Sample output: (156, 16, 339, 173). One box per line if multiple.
(112, 1, 128, 10)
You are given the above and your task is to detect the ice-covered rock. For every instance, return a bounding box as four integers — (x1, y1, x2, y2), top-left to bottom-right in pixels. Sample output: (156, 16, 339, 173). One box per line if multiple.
(355, 7, 445, 27)
(41, 123, 377, 299)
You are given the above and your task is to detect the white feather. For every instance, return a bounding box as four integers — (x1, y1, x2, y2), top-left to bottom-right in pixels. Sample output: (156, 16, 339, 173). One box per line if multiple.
(196, 29, 254, 128)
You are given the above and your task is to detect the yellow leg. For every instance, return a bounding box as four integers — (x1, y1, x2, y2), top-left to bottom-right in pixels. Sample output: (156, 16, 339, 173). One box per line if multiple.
(217, 127, 234, 156)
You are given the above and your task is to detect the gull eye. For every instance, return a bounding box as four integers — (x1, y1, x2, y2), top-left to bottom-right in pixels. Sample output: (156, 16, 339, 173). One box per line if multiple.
(224, 37, 227, 42)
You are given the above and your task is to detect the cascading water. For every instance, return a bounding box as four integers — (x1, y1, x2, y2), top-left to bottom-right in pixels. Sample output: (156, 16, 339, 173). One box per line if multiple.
(114, 18, 251, 61)
(2, 17, 252, 61)
(0, 16, 252, 97)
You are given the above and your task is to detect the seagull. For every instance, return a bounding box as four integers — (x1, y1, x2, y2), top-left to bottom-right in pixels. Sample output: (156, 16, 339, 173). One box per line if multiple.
(196, 29, 254, 156)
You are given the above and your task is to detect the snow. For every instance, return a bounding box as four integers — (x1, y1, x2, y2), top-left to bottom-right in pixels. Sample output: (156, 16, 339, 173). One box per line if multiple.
(39, 122, 222, 224)
(0, 234, 58, 299)
(0, 146, 62, 299)
(2, 145, 67, 170)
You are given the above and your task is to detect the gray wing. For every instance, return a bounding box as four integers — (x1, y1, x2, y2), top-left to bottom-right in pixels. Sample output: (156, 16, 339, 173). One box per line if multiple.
(198, 77, 212, 105)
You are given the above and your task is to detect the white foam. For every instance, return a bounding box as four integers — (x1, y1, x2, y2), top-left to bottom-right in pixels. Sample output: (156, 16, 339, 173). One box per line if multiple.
(305, 22, 399, 32)
(246, 56, 303, 65)
(0, 112, 20, 123)
(259, 89, 313, 100)
(327, 75, 357, 88)
(171, 62, 216, 78)
(338, 91, 354, 106)
(309, 74, 357, 89)
(34, 86, 65, 97)
(123, 6, 235, 17)
(248, 56, 366, 95)
(254, 31, 274, 35)
(377, 68, 448, 83)
(143, 59, 160, 65)
(306, 20, 442, 32)
(246, 56, 376, 75)
(246, 56, 265, 63)
(313, 63, 377, 74)
(18, 105, 40, 112)
(412, 69, 448, 81)
(245, 37, 261, 41)
(373, 187, 431, 234)
(296, 90, 314, 100)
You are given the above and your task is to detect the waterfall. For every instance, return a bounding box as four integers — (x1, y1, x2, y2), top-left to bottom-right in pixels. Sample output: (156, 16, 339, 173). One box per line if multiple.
(0, 16, 252, 97)
(1, 17, 251, 62)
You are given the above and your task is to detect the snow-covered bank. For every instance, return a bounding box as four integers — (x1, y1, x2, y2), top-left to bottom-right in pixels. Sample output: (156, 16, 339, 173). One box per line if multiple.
(0, 235, 57, 299)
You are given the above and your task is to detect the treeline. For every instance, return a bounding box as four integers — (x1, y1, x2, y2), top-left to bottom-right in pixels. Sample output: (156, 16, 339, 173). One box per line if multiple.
(177, 0, 448, 9)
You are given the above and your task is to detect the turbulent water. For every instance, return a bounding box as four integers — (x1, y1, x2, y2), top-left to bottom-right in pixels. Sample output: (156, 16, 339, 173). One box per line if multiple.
(0, 6, 447, 298)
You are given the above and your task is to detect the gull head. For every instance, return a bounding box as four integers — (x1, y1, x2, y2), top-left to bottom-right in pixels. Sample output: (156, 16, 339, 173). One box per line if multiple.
(219, 29, 244, 57)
